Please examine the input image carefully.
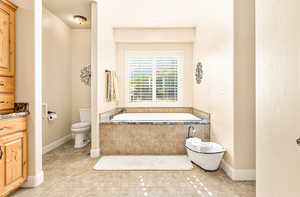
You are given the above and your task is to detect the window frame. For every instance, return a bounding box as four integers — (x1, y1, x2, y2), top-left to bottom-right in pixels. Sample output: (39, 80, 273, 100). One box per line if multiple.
(125, 50, 184, 107)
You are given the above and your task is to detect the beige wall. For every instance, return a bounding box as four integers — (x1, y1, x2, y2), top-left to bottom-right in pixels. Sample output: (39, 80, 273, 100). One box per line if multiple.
(193, 0, 256, 172)
(256, 0, 300, 196)
(114, 27, 196, 43)
(71, 29, 91, 122)
(42, 7, 72, 146)
(233, 0, 256, 170)
(192, 22, 234, 165)
(116, 43, 193, 107)
(193, 28, 234, 165)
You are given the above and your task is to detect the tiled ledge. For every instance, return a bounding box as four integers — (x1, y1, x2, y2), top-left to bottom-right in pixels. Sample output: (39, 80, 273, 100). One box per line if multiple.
(100, 119, 210, 125)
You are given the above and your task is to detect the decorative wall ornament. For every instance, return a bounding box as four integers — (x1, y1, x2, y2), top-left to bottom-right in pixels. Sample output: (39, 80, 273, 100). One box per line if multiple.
(195, 62, 203, 84)
(80, 65, 91, 86)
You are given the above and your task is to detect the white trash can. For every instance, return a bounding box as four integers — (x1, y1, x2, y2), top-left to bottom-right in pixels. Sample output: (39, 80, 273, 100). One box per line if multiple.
(185, 138, 225, 171)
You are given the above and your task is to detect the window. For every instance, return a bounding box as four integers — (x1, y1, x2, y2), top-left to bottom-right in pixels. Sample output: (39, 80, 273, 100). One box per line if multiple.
(126, 51, 183, 106)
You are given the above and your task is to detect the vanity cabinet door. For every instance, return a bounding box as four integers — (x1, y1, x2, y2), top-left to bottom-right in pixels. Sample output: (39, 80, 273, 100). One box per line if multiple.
(0, 131, 28, 197)
(0, 2, 15, 77)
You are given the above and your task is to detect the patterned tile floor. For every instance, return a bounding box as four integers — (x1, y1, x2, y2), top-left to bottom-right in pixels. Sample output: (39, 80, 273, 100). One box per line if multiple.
(12, 141, 255, 197)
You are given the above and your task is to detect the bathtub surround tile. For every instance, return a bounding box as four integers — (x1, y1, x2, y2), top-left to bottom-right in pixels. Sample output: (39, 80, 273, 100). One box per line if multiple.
(192, 124, 210, 141)
(100, 124, 210, 155)
(14, 103, 30, 113)
(99, 107, 124, 122)
(11, 142, 255, 197)
(192, 108, 210, 120)
(100, 125, 119, 155)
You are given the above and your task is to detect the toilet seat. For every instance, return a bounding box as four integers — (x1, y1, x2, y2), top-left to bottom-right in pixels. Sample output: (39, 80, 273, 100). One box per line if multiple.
(185, 140, 225, 154)
(71, 127, 90, 134)
(71, 122, 91, 134)
(71, 122, 90, 129)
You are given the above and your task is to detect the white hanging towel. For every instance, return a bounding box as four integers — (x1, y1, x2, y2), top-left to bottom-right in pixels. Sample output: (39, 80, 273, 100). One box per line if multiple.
(112, 71, 120, 104)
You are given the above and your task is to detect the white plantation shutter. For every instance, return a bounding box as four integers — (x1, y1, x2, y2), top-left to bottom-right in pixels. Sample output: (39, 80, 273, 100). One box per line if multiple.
(127, 52, 182, 105)
(155, 57, 179, 102)
(128, 57, 153, 102)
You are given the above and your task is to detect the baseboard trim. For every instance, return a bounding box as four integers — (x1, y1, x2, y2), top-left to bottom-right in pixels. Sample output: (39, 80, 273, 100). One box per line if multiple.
(22, 171, 44, 188)
(221, 160, 256, 181)
(43, 134, 72, 154)
(90, 148, 100, 158)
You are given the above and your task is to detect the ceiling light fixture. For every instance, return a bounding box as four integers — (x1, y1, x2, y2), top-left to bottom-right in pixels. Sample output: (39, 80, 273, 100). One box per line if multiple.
(73, 15, 87, 25)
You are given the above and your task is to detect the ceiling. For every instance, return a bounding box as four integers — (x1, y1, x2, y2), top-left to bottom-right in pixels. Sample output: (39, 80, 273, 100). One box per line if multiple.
(44, 0, 91, 29)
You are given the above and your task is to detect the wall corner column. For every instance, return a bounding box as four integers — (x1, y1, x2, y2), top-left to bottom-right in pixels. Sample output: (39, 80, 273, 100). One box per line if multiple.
(90, 1, 100, 158)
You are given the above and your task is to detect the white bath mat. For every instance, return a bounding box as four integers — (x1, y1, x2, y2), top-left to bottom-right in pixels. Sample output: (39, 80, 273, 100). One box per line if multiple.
(93, 155, 193, 171)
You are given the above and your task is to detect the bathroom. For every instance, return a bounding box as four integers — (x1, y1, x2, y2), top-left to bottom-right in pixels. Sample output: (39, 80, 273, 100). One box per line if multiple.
(36, 0, 255, 196)
(30, 0, 255, 196)
(9, 0, 300, 196)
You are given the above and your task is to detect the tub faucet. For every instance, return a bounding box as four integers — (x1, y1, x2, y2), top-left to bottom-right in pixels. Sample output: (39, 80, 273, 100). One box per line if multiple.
(187, 126, 196, 139)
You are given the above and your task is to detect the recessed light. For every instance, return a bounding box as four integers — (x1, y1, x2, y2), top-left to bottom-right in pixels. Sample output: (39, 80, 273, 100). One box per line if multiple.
(73, 15, 87, 24)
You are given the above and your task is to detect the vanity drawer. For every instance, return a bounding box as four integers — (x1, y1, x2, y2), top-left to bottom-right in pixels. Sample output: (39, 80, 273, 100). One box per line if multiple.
(0, 77, 14, 93)
(0, 94, 14, 111)
(0, 117, 27, 136)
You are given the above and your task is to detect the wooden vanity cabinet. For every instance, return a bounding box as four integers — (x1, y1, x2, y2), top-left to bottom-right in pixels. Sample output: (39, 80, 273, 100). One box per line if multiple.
(0, 117, 27, 197)
(0, 0, 17, 114)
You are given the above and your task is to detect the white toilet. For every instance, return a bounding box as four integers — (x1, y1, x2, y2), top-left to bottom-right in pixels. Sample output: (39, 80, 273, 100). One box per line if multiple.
(185, 137, 225, 171)
(71, 108, 91, 148)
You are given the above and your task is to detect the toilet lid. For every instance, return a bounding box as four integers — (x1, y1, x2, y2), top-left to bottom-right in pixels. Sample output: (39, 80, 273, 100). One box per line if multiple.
(72, 122, 91, 129)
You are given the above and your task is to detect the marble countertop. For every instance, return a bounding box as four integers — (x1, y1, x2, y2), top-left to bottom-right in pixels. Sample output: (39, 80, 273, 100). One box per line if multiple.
(0, 111, 29, 120)
(0, 103, 30, 120)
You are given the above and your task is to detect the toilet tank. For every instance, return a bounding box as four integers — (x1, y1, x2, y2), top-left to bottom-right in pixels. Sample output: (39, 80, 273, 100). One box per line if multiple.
(80, 108, 91, 122)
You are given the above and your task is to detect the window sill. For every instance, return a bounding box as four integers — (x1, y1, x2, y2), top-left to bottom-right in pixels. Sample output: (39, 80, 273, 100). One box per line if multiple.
(126, 102, 184, 107)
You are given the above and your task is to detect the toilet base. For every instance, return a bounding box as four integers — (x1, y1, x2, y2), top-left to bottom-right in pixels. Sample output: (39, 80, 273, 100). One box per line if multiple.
(73, 133, 90, 148)
(186, 148, 224, 171)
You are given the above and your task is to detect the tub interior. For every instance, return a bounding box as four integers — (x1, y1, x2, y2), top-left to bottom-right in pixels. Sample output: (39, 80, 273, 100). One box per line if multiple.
(111, 113, 201, 121)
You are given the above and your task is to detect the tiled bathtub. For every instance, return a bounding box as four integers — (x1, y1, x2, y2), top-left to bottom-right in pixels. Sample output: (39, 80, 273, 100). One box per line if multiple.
(100, 108, 210, 155)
